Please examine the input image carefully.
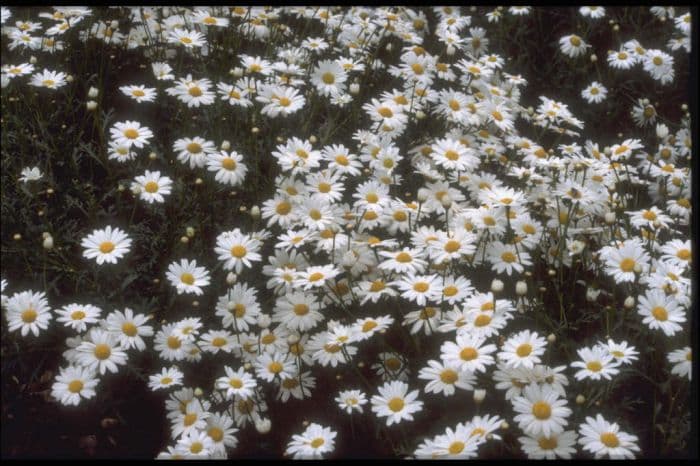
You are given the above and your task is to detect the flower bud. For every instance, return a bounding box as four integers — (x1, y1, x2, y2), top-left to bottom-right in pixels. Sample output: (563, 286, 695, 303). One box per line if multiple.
(195, 178, 203, 185)
(226, 272, 237, 285)
(110, 20, 119, 29)
(13, 233, 22, 241)
(180, 236, 189, 244)
(148, 152, 157, 160)
(491, 279, 504, 293)
(633, 263, 642, 274)
(586, 287, 601, 302)
(473, 389, 486, 404)
(194, 387, 203, 397)
(656, 123, 669, 139)
(255, 418, 271, 434)
(624, 296, 635, 309)
(66, 75, 74, 83)
(232, 67, 244, 77)
(29, 55, 37, 64)
(349, 83, 359, 94)
(287, 333, 300, 345)
(42, 235, 54, 250)
(416, 188, 429, 203)
(88, 86, 99, 98)
(309, 135, 317, 144)
(576, 394, 586, 405)
(385, 42, 392, 52)
(257, 314, 271, 329)
(604, 212, 616, 224)
(547, 333, 556, 343)
(221, 140, 231, 151)
(499, 421, 509, 430)
(186, 227, 195, 238)
(590, 54, 597, 62)
(440, 194, 452, 208)
(86, 100, 98, 111)
(251, 127, 259, 134)
(515, 281, 527, 296)
(681, 103, 688, 112)
(446, 44, 456, 56)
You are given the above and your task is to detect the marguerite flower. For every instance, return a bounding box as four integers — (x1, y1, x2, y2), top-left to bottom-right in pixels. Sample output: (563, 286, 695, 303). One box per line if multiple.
(109, 120, 153, 149)
(51, 365, 99, 406)
(207, 150, 248, 187)
(512, 383, 572, 437)
(578, 414, 640, 459)
(371, 380, 423, 426)
(81, 225, 132, 265)
(166, 259, 211, 295)
(132, 170, 173, 203)
(285, 423, 337, 459)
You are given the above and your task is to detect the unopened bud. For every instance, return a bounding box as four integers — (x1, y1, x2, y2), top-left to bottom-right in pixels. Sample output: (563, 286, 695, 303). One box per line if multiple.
(416, 110, 426, 120)
(232, 67, 243, 77)
(148, 152, 157, 160)
(257, 314, 271, 329)
(586, 287, 601, 302)
(385, 42, 392, 52)
(255, 418, 271, 434)
(446, 44, 455, 56)
(180, 236, 189, 244)
(194, 387, 203, 397)
(515, 281, 527, 296)
(590, 54, 597, 62)
(491, 279, 504, 293)
(681, 103, 688, 112)
(576, 394, 586, 405)
(548, 269, 556, 277)
(633, 263, 642, 274)
(547, 333, 556, 343)
(250, 205, 261, 219)
(309, 135, 317, 144)
(440, 194, 452, 208)
(86, 100, 98, 111)
(499, 421, 509, 430)
(221, 140, 231, 150)
(42, 235, 54, 250)
(195, 178, 203, 185)
(349, 83, 359, 94)
(251, 127, 259, 134)
(226, 272, 237, 285)
(88, 86, 99, 98)
(287, 333, 300, 345)
(604, 212, 616, 224)
(186, 227, 195, 238)
(612, 24, 619, 31)
(624, 296, 635, 309)
(66, 75, 74, 83)
(473, 389, 486, 404)
(29, 55, 37, 64)
(416, 188, 429, 203)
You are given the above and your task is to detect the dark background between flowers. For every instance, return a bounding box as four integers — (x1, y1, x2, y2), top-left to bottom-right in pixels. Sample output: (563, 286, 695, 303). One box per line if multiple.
(1, 6, 691, 458)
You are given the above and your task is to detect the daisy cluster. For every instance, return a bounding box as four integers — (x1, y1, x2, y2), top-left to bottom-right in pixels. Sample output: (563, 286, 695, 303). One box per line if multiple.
(1, 6, 692, 460)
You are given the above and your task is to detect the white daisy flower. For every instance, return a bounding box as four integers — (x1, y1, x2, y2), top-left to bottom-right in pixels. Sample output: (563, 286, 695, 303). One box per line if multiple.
(371, 380, 423, 426)
(166, 258, 211, 295)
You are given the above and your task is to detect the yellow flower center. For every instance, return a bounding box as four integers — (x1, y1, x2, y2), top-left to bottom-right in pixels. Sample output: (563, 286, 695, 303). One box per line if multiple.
(211, 337, 226, 347)
(653, 56, 663, 66)
(132, 89, 145, 97)
(221, 157, 237, 170)
(516, 343, 532, 357)
(180, 273, 195, 285)
(362, 320, 378, 332)
(619, 258, 636, 272)
(208, 427, 224, 442)
(444, 240, 461, 253)
(420, 307, 436, 319)
(188, 86, 202, 97)
(411, 63, 424, 75)
(309, 272, 324, 282)
(144, 181, 158, 193)
(167, 336, 181, 349)
(268, 361, 283, 373)
(440, 369, 458, 384)
(501, 251, 516, 263)
(68, 380, 84, 393)
(189, 442, 203, 454)
(369, 280, 385, 292)
(388, 397, 404, 412)
(444, 286, 458, 297)
(261, 334, 276, 345)
(676, 249, 690, 260)
(230, 245, 247, 258)
(492, 111, 504, 122)
(413, 281, 429, 293)
(393, 210, 407, 222)
(448, 441, 465, 454)
(600, 432, 620, 448)
(276, 201, 291, 215)
(122, 322, 138, 336)
(293, 303, 309, 316)
(186, 142, 202, 153)
(70, 310, 86, 320)
(233, 303, 246, 318)
(378, 107, 393, 118)
(42, 79, 55, 87)
(386, 357, 401, 371)
(160, 377, 172, 385)
(590, 87, 599, 95)
(538, 436, 558, 450)
(203, 17, 217, 25)
(569, 35, 581, 46)
(394, 252, 413, 263)
(324, 343, 341, 353)
(311, 437, 325, 448)
(180, 37, 192, 44)
(448, 99, 461, 111)
(229, 378, 243, 389)
(460, 347, 478, 361)
(532, 401, 552, 419)
(474, 314, 492, 327)
(651, 306, 668, 321)
(123, 128, 139, 140)
(94, 343, 111, 360)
